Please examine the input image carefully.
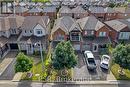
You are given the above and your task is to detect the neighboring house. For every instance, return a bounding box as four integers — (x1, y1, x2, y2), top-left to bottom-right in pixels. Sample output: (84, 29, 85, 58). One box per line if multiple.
(71, 6, 89, 19)
(77, 16, 111, 52)
(89, 6, 118, 21)
(51, 16, 82, 50)
(18, 16, 50, 54)
(105, 19, 130, 44)
(27, 7, 43, 16)
(43, 6, 57, 18)
(0, 15, 24, 58)
(89, 6, 106, 21)
(104, 7, 118, 21)
(114, 7, 130, 19)
(58, 6, 72, 17)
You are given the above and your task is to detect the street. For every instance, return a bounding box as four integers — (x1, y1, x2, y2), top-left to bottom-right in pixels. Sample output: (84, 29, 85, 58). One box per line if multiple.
(0, 81, 129, 87)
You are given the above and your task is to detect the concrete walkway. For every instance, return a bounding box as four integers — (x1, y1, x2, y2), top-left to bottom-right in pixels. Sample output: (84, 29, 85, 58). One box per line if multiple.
(0, 51, 17, 76)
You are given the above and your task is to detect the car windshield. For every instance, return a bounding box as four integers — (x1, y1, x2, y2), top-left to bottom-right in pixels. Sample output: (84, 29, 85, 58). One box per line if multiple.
(88, 58, 95, 64)
(102, 63, 108, 66)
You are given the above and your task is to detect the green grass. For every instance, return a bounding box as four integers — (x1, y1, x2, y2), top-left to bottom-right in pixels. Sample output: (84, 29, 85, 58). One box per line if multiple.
(111, 64, 130, 80)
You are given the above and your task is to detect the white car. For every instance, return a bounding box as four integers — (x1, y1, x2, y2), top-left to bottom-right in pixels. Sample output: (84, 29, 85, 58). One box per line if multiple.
(100, 55, 110, 70)
(84, 51, 97, 70)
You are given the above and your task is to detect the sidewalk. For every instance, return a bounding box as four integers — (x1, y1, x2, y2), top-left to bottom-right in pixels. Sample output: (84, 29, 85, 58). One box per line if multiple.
(107, 71, 116, 81)
(0, 51, 17, 76)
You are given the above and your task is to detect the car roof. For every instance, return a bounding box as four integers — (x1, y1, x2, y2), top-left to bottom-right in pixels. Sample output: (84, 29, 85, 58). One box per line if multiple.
(84, 51, 94, 58)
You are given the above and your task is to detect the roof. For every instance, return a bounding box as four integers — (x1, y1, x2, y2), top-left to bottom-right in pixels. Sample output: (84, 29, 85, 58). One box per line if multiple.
(0, 15, 24, 31)
(14, 6, 29, 13)
(51, 16, 81, 34)
(89, 7, 116, 13)
(71, 6, 87, 13)
(19, 36, 46, 44)
(105, 20, 127, 32)
(28, 7, 43, 13)
(104, 7, 116, 13)
(77, 16, 105, 31)
(43, 6, 56, 12)
(21, 16, 50, 32)
(58, 6, 72, 13)
(89, 7, 105, 13)
(114, 7, 130, 13)
(0, 36, 8, 47)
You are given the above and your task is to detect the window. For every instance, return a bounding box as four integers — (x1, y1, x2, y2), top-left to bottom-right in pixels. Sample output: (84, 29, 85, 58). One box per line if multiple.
(119, 32, 130, 39)
(36, 30, 42, 35)
(99, 32, 106, 37)
(25, 30, 26, 33)
(30, 30, 32, 33)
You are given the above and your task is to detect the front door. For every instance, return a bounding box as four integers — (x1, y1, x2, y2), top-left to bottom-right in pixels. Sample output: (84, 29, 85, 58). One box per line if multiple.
(93, 43, 98, 52)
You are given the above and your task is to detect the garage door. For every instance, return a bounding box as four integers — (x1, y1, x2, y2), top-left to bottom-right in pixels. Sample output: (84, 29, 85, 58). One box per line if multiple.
(73, 44, 80, 50)
(9, 44, 18, 50)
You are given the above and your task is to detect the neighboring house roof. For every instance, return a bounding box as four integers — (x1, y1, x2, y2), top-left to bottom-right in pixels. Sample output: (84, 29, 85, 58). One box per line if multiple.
(118, 19, 130, 31)
(77, 16, 105, 31)
(105, 20, 127, 32)
(114, 7, 130, 13)
(89, 7, 116, 13)
(104, 7, 116, 13)
(71, 6, 87, 13)
(43, 6, 57, 12)
(10, 6, 29, 13)
(58, 6, 72, 13)
(19, 2, 27, 7)
(51, 16, 81, 34)
(0, 15, 24, 31)
(89, 7, 105, 13)
(21, 16, 50, 33)
(28, 7, 43, 13)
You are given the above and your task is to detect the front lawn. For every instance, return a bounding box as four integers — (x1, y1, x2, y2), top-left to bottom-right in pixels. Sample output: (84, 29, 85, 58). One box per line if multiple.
(111, 64, 130, 80)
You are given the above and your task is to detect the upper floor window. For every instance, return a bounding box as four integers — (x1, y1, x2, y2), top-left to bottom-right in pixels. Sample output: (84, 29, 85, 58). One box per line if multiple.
(99, 32, 106, 37)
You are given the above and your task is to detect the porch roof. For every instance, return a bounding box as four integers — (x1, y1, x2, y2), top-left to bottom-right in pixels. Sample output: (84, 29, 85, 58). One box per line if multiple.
(0, 36, 8, 47)
(19, 36, 46, 45)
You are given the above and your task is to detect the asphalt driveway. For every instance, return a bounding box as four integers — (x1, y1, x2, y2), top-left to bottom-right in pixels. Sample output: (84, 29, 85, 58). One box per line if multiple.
(72, 52, 109, 81)
(0, 51, 17, 80)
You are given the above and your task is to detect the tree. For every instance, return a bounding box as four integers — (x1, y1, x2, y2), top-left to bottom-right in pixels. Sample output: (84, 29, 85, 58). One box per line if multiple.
(15, 52, 33, 73)
(112, 44, 130, 75)
(108, 3, 116, 8)
(52, 41, 77, 71)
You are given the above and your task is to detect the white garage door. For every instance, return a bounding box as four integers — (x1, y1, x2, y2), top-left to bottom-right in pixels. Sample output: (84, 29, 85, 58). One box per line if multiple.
(73, 44, 80, 50)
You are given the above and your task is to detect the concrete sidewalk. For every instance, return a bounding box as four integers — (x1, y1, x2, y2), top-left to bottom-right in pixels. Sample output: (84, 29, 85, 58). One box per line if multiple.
(0, 51, 17, 76)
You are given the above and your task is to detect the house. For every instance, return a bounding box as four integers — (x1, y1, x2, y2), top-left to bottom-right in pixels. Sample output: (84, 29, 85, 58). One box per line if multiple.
(51, 16, 82, 50)
(77, 16, 111, 52)
(18, 16, 50, 54)
(114, 7, 130, 19)
(0, 15, 24, 58)
(71, 6, 89, 19)
(89, 6, 106, 21)
(105, 19, 130, 44)
(58, 6, 72, 17)
(89, 6, 118, 21)
(43, 6, 57, 18)
(104, 7, 118, 21)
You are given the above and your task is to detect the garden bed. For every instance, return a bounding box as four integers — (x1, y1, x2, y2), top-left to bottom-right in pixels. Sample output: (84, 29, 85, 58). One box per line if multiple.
(111, 64, 130, 80)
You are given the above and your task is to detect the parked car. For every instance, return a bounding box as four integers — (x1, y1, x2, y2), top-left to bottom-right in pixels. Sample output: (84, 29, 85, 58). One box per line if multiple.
(84, 51, 97, 70)
(100, 55, 110, 70)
